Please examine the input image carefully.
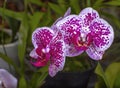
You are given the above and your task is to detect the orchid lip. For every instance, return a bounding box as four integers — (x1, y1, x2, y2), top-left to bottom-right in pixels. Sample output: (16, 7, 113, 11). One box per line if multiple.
(77, 42, 87, 47)
(77, 39, 88, 50)
(31, 51, 50, 67)
(76, 33, 93, 50)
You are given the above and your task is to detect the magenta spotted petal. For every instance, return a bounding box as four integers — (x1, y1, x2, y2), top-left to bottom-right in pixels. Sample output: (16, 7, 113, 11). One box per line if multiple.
(90, 18, 114, 51)
(86, 45, 104, 60)
(49, 40, 65, 77)
(32, 27, 54, 48)
(30, 27, 65, 77)
(79, 8, 114, 60)
(56, 15, 84, 57)
(86, 18, 114, 60)
(79, 7, 99, 27)
(49, 31, 65, 77)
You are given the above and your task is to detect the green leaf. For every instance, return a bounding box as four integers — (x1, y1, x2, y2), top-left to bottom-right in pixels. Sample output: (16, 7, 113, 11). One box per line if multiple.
(0, 52, 19, 73)
(86, 0, 91, 7)
(95, 76, 107, 88)
(48, 2, 64, 15)
(30, 66, 48, 88)
(104, 0, 120, 6)
(39, 8, 53, 26)
(95, 62, 110, 88)
(114, 71, 120, 88)
(5, 16, 20, 42)
(105, 62, 120, 88)
(102, 11, 120, 29)
(58, 0, 67, 10)
(28, 0, 44, 6)
(18, 76, 27, 88)
(93, 0, 104, 9)
(26, 12, 44, 45)
(69, 0, 80, 14)
(30, 12, 44, 32)
(0, 8, 23, 21)
(18, 21, 28, 63)
(18, 13, 29, 74)
(30, 72, 40, 88)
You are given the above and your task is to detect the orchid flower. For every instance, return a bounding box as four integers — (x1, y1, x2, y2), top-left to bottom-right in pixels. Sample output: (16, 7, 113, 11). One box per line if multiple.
(56, 7, 114, 60)
(0, 69, 17, 88)
(30, 27, 65, 77)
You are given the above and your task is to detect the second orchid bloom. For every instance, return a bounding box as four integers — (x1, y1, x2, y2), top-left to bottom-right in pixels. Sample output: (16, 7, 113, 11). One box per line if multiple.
(30, 7, 114, 77)
(30, 27, 65, 77)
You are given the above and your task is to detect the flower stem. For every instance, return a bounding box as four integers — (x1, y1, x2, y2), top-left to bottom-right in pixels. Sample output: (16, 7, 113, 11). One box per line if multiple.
(37, 72, 48, 87)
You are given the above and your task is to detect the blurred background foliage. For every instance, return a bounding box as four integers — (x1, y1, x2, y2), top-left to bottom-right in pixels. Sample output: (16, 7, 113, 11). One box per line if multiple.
(0, 0, 120, 88)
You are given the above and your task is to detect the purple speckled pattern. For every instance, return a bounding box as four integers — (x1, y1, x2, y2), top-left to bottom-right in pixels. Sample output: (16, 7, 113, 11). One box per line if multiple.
(30, 27, 65, 77)
(79, 7, 99, 26)
(49, 31, 65, 77)
(79, 7, 114, 60)
(86, 18, 114, 60)
(32, 27, 54, 49)
(56, 15, 84, 57)
(56, 7, 114, 60)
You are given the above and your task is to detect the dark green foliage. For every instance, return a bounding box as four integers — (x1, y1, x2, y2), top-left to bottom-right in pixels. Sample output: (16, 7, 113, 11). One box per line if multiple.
(5, 16, 20, 42)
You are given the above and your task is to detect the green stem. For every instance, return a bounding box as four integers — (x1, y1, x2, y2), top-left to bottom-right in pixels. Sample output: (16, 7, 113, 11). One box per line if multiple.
(37, 72, 48, 87)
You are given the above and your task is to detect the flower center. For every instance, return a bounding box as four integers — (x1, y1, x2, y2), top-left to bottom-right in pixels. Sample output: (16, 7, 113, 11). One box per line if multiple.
(41, 47, 50, 60)
(42, 47, 50, 53)
(77, 33, 93, 50)
(36, 47, 50, 62)
(81, 33, 86, 42)
(77, 39, 88, 50)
